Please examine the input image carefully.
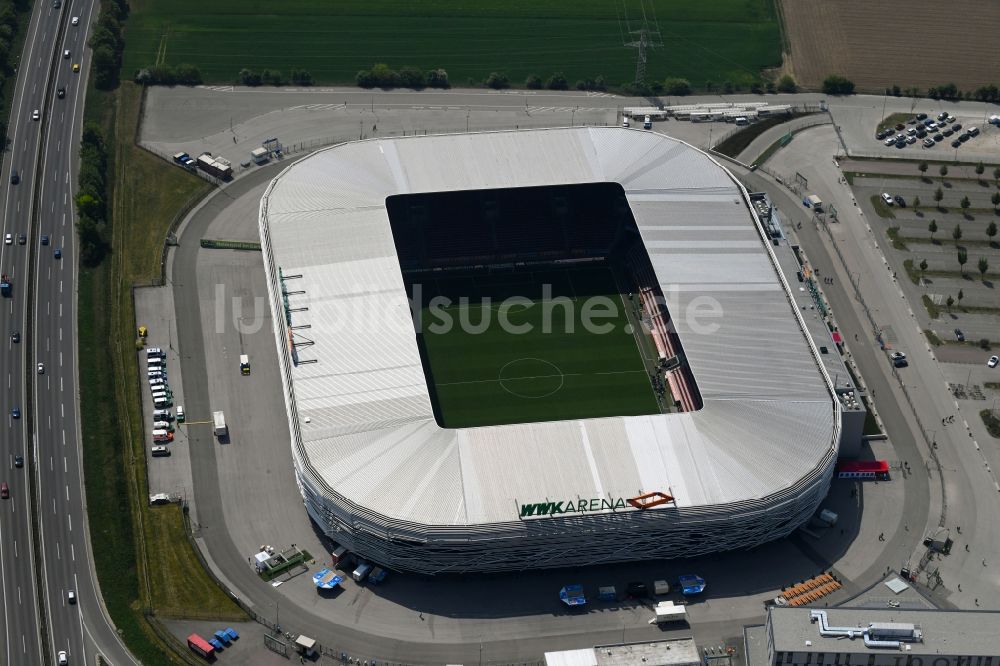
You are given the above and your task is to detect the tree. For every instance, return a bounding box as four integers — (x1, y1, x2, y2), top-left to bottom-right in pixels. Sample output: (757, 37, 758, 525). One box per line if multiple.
(953, 224, 963, 243)
(919, 161, 929, 179)
(290, 69, 313, 86)
(663, 78, 691, 95)
(822, 75, 855, 95)
(992, 193, 1000, 213)
(958, 288, 964, 304)
(958, 248, 968, 274)
(913, 196, 921, 211)
(920, 258, 929, 275)
(946, 295, 955, 310)
(988, 221, 998, 243)
(928, 219, 938, 240)
(355, 69, 376, 88)
(546, 72, 568, 90)
(960, 195, 971, 216)
(979, 256, 990, 278)
(484, 72, 509, 89)
(940, 164, 949, 181)
(934, 187, 944, 207)
(525, 74, 542, 89)
(776, 75, 797, 93)
(994, 166, 1000, 186)
(976, 162, 986, 184)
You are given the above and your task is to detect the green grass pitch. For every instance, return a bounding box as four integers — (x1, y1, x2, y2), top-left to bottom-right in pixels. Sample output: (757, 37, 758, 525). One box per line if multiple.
(412, 266, 660, 428)
(123, 0, 780, 88)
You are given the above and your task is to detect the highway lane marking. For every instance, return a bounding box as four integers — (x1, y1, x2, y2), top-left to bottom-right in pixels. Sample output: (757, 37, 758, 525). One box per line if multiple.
(60, 403, 64, 419)
(59, 350, 63, 366)
(65, 485, 69, 502)
(61, 430, 65, 446)
(63, 456, 67, 474)
(70, 543, 74, 562)
(56, 541, 60, 560)
(60, 279, 63, 293)
(60, 376, 64, 393)
(68, 514, 71, 532)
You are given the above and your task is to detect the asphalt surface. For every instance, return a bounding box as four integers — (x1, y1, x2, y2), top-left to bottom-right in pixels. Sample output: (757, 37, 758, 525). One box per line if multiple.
(1, 2, 138, 665)
(141, 89, 1000, 663)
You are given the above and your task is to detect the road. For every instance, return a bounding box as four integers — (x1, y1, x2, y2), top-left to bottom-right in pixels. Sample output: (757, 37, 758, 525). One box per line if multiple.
(1, 1, 138, 665)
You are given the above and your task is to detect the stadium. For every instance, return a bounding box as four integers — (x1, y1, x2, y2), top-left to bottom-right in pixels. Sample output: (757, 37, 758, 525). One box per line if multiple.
(258, 127, 841, 575)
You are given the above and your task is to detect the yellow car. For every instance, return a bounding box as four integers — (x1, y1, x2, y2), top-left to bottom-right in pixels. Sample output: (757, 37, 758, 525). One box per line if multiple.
(72, 63, 80, 73)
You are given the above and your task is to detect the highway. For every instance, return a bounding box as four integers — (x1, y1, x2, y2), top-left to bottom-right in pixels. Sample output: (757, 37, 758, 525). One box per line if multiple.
(1, 1, 137, 665)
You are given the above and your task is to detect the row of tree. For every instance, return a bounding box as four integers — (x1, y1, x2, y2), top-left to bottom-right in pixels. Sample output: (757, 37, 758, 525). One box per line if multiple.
(76, 124, 110, 266)
(927, 219, 998, 243)
(0, 0, 32, 145)
(238, 68, 313, 86)
(89, 0, 128, 90)
(355, 64, 450, 89)
(135, 64, 202, 86)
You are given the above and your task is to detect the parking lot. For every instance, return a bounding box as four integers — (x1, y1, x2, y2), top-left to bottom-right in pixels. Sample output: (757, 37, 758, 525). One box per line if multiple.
(135, 284, 194, 500)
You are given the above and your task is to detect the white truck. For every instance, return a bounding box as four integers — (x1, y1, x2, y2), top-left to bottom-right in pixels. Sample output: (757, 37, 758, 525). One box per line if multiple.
(213, 411, 228, 437)
(653, 600, 687, 624)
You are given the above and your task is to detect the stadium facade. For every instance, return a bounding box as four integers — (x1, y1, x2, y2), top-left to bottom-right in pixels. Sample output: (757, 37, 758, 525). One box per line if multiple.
(258, 127, 841, 574)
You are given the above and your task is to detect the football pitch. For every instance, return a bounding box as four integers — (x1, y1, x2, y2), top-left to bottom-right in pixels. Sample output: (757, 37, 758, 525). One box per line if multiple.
(412, 266, 660, 428)
(123, 0, 780, 88)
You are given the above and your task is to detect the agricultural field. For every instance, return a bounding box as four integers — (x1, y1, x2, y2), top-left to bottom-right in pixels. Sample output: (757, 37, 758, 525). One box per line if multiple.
(123, 0, 781, 88)
(780, 0, 1000, 93)
(412, 266, 660, 428)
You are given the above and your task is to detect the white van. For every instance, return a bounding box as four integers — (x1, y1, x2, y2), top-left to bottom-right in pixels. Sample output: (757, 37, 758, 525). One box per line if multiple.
(151, 392, 168, 403)
(176, 405, 185, 422)
(147, 359, 162, 370)
(152, 429, 172, 442)
(153, 409, 172, 421)
(152, 421, 173, 431)
(147, 370, 163, 380)
(146, 347, 164, 358)
(151, 446, 170, 457)
(149, 380, 165, 391)
(153, 397, 172, 408)
(735, 116, 749, 126)
(643, 115, 652, 129)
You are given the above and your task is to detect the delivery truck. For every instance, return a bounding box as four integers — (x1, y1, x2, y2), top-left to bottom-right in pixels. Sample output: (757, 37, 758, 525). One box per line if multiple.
(213, 411, 228, 437)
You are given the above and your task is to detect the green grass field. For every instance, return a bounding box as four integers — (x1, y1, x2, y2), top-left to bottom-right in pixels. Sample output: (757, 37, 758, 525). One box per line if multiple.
(123, 0, 781, 87)
(413, 266, 660, 428)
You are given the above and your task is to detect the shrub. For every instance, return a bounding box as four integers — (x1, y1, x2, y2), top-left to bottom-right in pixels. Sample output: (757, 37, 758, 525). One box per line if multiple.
(822, 75, 855, 95)
(399, 66, 425, 89)
(425, 68, 450, 88)
(525, 74, 542, 89)
(238, 68, 262, 86)
(776, 75, 797, 93)
(546, 72, 568, 90)
(484, 72, 509, 89)
(663, 77, 692, 95)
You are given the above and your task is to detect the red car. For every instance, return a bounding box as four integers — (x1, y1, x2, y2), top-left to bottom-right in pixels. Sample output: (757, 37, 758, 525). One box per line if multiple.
(1, 482, 9, 499)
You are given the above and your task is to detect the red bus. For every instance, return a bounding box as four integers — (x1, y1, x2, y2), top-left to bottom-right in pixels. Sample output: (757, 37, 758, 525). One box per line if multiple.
(187, 634, 215, 659)
(836, 460, 889, 480)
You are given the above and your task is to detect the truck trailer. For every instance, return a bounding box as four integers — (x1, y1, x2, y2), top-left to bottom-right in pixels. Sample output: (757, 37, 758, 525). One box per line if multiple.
(0, 273, 11, 297)
(196, 154, 233, 180)
(213, 411, 228, 437)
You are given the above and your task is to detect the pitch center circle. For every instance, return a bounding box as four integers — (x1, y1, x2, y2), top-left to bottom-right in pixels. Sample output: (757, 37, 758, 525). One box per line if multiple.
(498, 357, 565, 399)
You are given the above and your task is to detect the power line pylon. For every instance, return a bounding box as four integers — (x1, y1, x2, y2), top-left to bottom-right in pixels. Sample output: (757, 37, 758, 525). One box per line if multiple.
(622, 0, 663, 86)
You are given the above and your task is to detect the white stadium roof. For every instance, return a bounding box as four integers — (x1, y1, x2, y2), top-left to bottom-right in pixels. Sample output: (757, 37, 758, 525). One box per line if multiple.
(259, 127, 837, 530)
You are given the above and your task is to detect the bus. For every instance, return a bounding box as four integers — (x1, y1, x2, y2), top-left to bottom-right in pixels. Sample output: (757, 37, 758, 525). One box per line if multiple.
(187, 633, 215, 659)
(836, 460, 889, 480)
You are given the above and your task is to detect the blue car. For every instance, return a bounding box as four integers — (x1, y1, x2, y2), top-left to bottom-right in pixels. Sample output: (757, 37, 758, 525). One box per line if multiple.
(54, 248, 62, 259)
(41, 235, 49, 246)
(12, 407, 20, 419)
(208, 638, 224, 651)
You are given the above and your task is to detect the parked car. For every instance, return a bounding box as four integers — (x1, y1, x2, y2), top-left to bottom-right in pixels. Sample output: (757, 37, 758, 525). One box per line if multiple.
(884, 136, 897, 146)
(881, 193, 894, 205)
(922, 138, 935, 148)
(955, 329, 965, 342)
(951, 139, 962, 148)
(951, 123, 962, 132)
(916, 113, 928, 120)
(894, 123, 905, 131)
(989, 356, 999, 368)
(937, 112, 949, 121)
(968, 126, 980, 137)
(933, 133, 945, 142)
(905, 136, 916, 144)
(894, 195, 906, 207)
(959, 133, 970, 142)
(943, 129, 954, 137)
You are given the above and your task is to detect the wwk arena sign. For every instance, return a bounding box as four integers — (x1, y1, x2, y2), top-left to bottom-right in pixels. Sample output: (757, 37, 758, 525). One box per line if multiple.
(518, 492, 673, 520)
